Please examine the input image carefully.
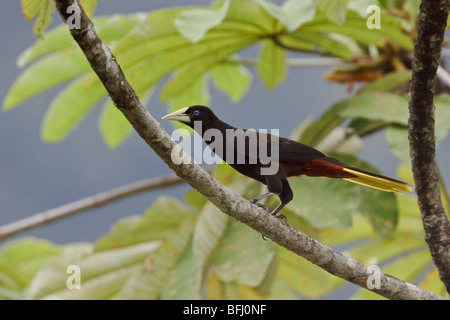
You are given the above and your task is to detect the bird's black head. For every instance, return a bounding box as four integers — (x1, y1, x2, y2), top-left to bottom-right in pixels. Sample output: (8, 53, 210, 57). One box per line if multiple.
(162, 105, 219, 129)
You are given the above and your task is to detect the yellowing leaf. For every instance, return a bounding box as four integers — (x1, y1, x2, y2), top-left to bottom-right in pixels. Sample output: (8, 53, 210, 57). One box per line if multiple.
(277, 246, 342, 297)
(21, 0, 55, 38)
(80, 0, 97, 18)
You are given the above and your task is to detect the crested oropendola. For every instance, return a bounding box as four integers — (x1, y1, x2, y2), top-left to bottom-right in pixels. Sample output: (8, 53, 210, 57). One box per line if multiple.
(162, 105, 412, 218)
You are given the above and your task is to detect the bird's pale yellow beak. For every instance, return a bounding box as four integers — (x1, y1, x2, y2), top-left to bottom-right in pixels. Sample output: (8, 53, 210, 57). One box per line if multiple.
(161, 107, 190, 123)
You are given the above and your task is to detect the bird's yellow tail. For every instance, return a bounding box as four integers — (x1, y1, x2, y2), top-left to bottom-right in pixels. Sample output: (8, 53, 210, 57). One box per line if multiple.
(342, 168, 413, 193)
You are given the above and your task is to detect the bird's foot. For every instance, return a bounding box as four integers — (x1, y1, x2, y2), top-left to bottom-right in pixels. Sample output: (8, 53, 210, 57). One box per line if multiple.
(253, 202, 269, 213)
(252, 203, 270, 241)
(253, 204, 288, 241)
(273, 213, 288, 224)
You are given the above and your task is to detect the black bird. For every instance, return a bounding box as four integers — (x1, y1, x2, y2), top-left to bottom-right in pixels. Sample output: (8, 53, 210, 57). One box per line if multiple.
(162, 106, 412, 218)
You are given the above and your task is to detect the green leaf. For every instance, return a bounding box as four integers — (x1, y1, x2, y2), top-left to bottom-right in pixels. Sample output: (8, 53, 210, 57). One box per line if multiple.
(361, 70, 412, 93)
(347, 118, 387, 137)
(17, 14, 145, 68)
(174, 0, 230, 43)
(255, 0, 285, 23)
(276, 246, 342, 297)
(334, 155, 399, 236)
(192, 172, 260, 290)
(351, 250, 432, 300)
(358, 184, 398, 237)
(3, 50, 90, 110)
(312, 127, 362, 155)
(184, 189, 208, 211)
(257, 0, 316, 32)
(159, 36, 254, 102)
(27, 243, 92, 299)
(419, 267, 448, 297)
(300, 99, 351, 146)
(209, 60, 252, 102)
(289, 176, 360, 229)
(20, 0, 96, 39)
(17, 24, 76, 68)
(166, 74, 210, 132)
(281, 0, 317, 31)
(348, 0, 380, 17)
(99, 88, 153, 149)
(341, 92, 409, 125)
(21, 0, 55, 38)
(0, 238, 62, 298)
(193, 202, 230, 286)
(163, 69, 211, 106)
(116, 216, 195, 299)
(212, 220, 276, 287)
(257, 39, 287, 89)
(320, 192, 444, 299)
(113, 4, 259, 102)
(296, 11, 413, 50)
(349, 233, 426, 266)
(278, 32, 353, 60)
(99, 101, 134, 150)
(385, 124, 409, 163)
(28, 242, 161, 299)
(321, 214, 377, 246)
(0, 238, 61, 277)
(91, 197, 196, 299)
(4, 13, 146, 140)
(80, 0, 98, 18)
(95, 197, 195, 251)
(161, 239, 201, 299)
(41, 75, 106, 143)
(316, 0, 349, 25)
(387, 96, 450, 163)
(434, 95, 450, 143)
(8, 1, 414, 150)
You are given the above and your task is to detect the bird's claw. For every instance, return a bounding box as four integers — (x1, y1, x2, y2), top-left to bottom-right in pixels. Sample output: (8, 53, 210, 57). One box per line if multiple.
(254, 202, 269, 213)
(256, 207, 288, 241)
(273, 213, 288, 224)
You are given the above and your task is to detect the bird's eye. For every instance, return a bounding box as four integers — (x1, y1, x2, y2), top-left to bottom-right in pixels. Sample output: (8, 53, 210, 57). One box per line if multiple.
(193, 110, 200, 116)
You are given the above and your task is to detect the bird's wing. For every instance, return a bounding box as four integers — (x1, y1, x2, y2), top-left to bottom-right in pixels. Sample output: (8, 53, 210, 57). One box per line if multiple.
(275, 136, 325, 163)
(223, 130, 324, 164)
(223, 128, 261, 164)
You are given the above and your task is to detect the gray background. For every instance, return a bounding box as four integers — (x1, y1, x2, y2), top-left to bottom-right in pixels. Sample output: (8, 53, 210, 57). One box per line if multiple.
(0, 0, 449, 297)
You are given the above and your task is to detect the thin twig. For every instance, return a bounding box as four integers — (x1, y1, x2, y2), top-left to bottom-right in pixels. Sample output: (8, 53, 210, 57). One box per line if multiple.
(0, 171, 213, 240)
(229, 57, 342, 67)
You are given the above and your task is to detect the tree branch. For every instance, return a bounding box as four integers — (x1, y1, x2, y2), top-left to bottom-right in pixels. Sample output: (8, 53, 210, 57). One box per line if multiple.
(0, 172, 205, 240)
(229, 57, 342, 67)
(408, 0, 450, 294)
(53, 0, 445, 300)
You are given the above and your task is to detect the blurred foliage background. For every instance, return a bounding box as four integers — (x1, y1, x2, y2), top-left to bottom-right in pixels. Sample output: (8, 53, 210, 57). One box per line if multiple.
(1, 0, 449, 299)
